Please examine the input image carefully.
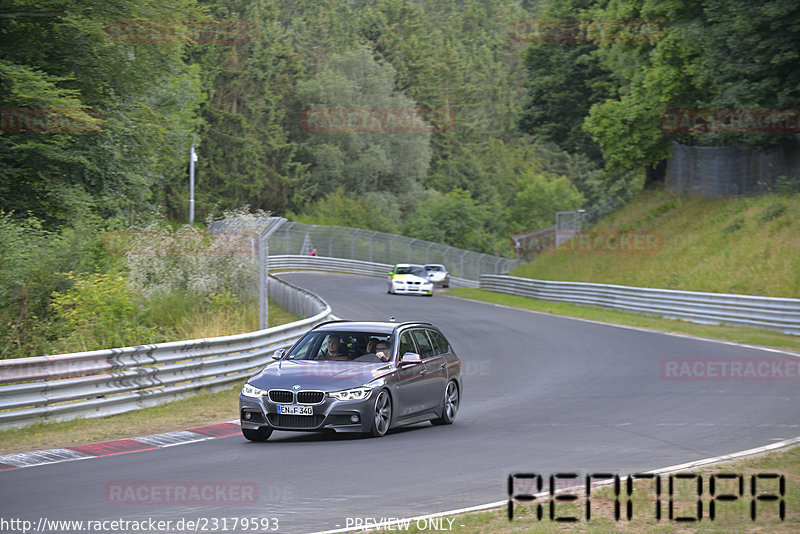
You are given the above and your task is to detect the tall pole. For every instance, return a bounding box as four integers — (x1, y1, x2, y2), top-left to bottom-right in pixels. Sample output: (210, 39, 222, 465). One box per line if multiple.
(189, 145, 197, 224)
(258, 230, 269, 330)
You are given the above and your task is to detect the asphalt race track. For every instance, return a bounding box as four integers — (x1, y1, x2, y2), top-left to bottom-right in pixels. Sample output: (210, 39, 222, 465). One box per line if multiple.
(1, 272, 798, 533)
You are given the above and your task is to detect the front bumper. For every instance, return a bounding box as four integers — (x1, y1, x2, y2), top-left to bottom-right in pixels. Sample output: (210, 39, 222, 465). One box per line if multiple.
(239, 392, 376, 434)
(390, 281, 434, 295)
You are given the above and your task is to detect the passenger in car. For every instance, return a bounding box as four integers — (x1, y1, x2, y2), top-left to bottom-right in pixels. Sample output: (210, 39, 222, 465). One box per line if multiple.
(356, 339, 392, 362)
(375, 341, 391, 362)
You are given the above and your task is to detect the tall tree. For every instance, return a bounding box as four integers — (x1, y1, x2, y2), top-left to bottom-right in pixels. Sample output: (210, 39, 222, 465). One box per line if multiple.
(296, 44, 431, 198)
(0, 0, 203, 225)
(191, 0, 307, 218)
(584, 0, 800, 186)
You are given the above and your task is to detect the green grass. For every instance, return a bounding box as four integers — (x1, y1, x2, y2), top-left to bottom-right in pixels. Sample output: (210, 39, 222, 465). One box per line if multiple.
(513, 189, 800, 298)
(398, 445, 799, 533)
(444, 288, 800, 352)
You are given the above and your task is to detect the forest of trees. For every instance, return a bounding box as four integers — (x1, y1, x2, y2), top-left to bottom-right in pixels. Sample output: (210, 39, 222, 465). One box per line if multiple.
(2, 0, 798, 355)
(4, 0, 799, 238)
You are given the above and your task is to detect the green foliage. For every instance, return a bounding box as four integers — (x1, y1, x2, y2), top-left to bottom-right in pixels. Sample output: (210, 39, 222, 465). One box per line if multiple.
(583, 0, 800, 175)
(290, 188, 401, 234)
(125, 214, 259, 298)
(759, 203, 787, 224)
(402, 189, 491, 251)
(191, 0, 307, 219)
(513, 190, 800, 298)
(50, 273, 156, 352)
(0, 212, 118, 357)
(517, 0, 615, 164)
(518, 0, 800, 194)
(503, 172, 586, 233)
(723, 218, 745, 234)
(296, 44, 431, 198)
(0, 0, 205, 226)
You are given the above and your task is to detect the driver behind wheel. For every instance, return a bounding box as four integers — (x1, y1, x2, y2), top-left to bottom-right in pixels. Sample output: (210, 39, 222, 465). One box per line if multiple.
(324, 336, 348, 360)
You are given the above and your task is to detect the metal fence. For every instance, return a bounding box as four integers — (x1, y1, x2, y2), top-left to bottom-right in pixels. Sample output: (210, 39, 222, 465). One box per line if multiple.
(511, 200, 618, 258)
(666, 141, 800, 197)
(480, 275, 800, 335)
(0, 276, 332, 430)
(270, 255, 480, 288)
(268, 221, 515, 280)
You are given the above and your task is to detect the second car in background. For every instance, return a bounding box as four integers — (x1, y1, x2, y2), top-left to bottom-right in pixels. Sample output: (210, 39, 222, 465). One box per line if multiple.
(388, 264, 434, 296)
(424, 264, 449, 288)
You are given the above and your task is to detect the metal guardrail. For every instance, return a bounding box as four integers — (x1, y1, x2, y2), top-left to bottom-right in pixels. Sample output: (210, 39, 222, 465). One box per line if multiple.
(10, 256, 795, 430)
(270, 255, 480, 288)
(480, 275, 800, 335)
(0, 276, 333, 430)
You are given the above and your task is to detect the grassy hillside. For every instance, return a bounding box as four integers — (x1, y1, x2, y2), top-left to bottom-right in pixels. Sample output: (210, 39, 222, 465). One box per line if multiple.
(512, 189, 800, 297)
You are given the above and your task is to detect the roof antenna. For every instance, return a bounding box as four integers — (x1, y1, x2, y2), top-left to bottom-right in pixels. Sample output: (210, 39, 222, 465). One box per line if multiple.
(389, 316, 396, 322)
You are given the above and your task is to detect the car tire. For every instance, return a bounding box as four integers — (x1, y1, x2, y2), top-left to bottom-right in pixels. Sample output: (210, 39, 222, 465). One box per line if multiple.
(242, 426, 273, 442)
(369, 390, 392, 437)
(431, 380, 459, 426)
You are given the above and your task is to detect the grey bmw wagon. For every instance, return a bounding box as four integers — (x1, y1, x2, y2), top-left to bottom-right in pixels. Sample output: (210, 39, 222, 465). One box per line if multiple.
(239, 320, 462, 441)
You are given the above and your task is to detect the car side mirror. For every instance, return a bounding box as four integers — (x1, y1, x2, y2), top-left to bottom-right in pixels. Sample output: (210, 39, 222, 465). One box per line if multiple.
(388, 271, 394, 276)
(400, 352, 422, 366)
(272, 348, 286, 360)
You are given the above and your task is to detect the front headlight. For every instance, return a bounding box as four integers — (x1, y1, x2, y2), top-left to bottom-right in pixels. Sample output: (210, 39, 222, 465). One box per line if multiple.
(328, 387, 372, 401)
(242, 383, 267, 398)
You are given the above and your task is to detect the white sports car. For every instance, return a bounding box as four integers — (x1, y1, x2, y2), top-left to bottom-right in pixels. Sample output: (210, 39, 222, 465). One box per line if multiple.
(424, 263, 450, 288)
(387, 264, 434, 296)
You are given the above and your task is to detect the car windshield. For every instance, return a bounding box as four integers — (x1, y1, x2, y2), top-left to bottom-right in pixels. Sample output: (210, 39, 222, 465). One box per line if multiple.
(286, 331, 393, 362)
(425, 265, 444, 271)
(396, 266, 426, 276)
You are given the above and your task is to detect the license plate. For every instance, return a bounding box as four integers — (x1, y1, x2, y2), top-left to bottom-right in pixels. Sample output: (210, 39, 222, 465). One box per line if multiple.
(278, 405, 313, 416)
